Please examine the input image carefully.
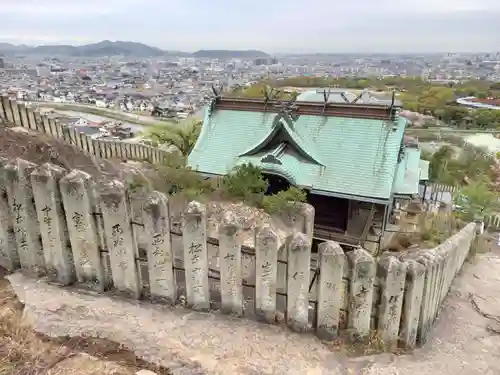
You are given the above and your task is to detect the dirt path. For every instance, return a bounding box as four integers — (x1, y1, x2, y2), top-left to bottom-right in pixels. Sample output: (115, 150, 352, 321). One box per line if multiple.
(6, 249, 500, 375)
(0, 269, 168, 375)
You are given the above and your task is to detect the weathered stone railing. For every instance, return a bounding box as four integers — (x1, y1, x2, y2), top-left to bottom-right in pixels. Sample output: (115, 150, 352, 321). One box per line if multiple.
(0, 157, 478, 349)
(0, 94, 169, 163)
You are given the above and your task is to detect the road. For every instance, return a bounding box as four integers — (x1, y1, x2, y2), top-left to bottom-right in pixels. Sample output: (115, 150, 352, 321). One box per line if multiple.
(28, 101, 173, 127)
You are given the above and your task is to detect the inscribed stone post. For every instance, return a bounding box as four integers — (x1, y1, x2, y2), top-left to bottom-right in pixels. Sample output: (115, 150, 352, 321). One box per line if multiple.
(287, 232, 311, 332)
(109, 142, 116, 158)
(436, 245, 449, 306)
(400, 260, 425, 348)
(97, 141, 105, 158)
(151, 148, 158, 164)
(31, 163, 76, 285)
(426, 252, 440, 324)
(109, 142, 115, 158)
(218, 211, 243, 316)
(11, 101, 21, 125)
(84, 136, 94, 156)
(1, 95, 14, 123)
(99, 180, 140, 299)
(83, 134, 91, 153)
(116, 143, 123, 158)
(428, 250, 441, 321)
(4, 159, 44, 275)
(19, 103, 29, 128)
(255, 225, 279, 323)
(181, 201, 210, 310)
(119, 144, 126, 159)
(60, 169, 104, 291)
(0, 95, 5, 119)
(58, 122, 67, 141)
(128, 188, 148, 286)
(92, 140, 100, 158)
(347, 248, 375, 339)
(416, 254, 434, 344)
(69, 127, 78, 147)
(0, 158, 19, 271)
(42, 115, 55, 138)
(102, 141, 109, 158)
(142, 191, 176, 302)
(33, 109, 43, 131)
(377, 256, 407, 346)
(76, 130, 85, 150)
(316, 241, 345, 341)
(125, 143, 132, 159)
(27, 108, 37, 130)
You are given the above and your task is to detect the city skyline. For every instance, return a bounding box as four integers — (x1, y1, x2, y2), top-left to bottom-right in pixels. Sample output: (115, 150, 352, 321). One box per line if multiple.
(0, 0, 498, 53)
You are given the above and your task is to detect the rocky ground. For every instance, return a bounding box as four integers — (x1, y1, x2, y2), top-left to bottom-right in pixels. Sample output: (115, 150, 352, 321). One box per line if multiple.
(3, 239, 500, 375)
(0, 268, 168, 375)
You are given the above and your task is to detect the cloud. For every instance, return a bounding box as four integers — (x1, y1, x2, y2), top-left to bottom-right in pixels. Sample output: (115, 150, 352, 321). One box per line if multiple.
(0, 0, 498, 52)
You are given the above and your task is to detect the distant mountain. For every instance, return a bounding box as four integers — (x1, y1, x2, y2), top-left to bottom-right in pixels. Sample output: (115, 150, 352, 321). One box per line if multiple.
(192, 49, 270, 59)
(0, 41, 271, 59)
(0, 40, 188, 57)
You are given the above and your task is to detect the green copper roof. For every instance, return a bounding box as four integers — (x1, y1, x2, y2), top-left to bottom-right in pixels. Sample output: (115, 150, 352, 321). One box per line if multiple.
(393, 147, 421, 195)
(239, 115, 324, 166)
(188, 108, 407, 200)
(419, 159, 430, 181)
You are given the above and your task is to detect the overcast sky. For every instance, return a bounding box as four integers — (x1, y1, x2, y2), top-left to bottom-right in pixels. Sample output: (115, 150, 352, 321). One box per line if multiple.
(0, 0, 498, 53)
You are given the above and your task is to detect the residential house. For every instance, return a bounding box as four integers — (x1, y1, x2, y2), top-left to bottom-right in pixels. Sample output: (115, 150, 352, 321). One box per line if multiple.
(187, 89, 429, 252)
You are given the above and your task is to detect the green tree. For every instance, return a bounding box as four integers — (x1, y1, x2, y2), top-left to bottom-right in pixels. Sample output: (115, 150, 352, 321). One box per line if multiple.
(262, 187, 307, 214)
(473, 109, 500, 129)
(429, 145, 455, 182)
(145, 119, 202, 158)
(221, 163, 269, 206)
(455, 180, 500, 221)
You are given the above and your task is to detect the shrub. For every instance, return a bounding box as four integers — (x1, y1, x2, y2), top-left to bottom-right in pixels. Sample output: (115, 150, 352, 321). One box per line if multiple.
(261, 187, 307, 214)
(153, 157, 212, 199)
(221, 163, 269, 205)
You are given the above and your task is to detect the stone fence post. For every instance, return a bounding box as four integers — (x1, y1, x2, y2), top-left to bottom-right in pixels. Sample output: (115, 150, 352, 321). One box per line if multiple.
(31, 163, 76, 285)
(316, 241, 345, 341)
(99, 180, 140, 299)
(416, 253, 435, 344)
(377, 256, 407, 347)
(0, 157, 19, 271)
(287, 232, 311, 332)
(400, 260, 425, 348)
(218, 211, 243, 316)
(142, 191, 176, 303)
(347, 248, 375, 339)
(19, 103, 29, 128)
(182, 201, 210, 310)
(27, 107, 37, 130)
(255, 225, 279, 323)
(4, 159, 44, 275)
(1, 95, 14, 123)
(10, 101, 21, 125)
(60, 170, 104, 291)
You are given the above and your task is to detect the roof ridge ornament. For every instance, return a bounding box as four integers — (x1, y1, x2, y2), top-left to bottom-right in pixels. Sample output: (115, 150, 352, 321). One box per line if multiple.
(208, 83, 224, 116)
(273, 96, 299, 123)
(321, 86, 331, 116)
(261, 85, 280, 112)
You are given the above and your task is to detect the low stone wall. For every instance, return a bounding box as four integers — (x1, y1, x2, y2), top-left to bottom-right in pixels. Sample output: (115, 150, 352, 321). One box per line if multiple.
(0, 156, 478, 349)
(0, 94, 169, 163)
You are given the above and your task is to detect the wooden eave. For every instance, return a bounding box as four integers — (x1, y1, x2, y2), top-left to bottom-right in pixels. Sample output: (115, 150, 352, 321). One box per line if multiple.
(214, 97, 399, 120)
